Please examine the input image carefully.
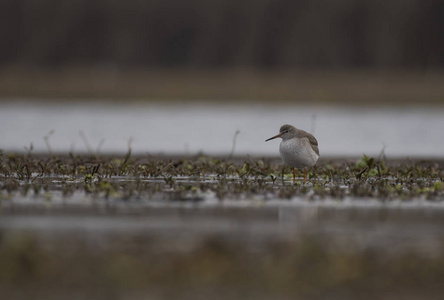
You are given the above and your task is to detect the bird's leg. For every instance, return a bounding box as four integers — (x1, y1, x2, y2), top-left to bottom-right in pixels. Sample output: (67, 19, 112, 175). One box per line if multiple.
(304, 168, 306, 183)
(293, 168, 296, 184)
(281, 167, 285, 185)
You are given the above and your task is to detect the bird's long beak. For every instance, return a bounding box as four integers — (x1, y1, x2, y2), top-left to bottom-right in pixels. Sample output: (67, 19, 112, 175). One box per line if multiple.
(265, 134, 281, 142)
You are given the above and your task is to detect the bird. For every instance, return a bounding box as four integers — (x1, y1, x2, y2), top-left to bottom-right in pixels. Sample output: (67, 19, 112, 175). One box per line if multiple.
(265, 124, 319, 183)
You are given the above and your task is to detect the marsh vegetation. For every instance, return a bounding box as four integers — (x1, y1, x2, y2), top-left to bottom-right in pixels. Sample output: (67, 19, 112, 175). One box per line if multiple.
(1, 152, 443, 204)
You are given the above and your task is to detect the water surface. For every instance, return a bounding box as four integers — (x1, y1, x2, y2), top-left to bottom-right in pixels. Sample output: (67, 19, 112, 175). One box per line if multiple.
(1, 102, 443, 157)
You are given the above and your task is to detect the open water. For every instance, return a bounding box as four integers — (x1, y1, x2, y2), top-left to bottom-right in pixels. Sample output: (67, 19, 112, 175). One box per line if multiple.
(1, 101, 443, 157)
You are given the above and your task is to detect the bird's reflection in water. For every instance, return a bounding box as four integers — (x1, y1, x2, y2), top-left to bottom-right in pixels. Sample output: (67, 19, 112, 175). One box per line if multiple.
(278, 205, 319, 229)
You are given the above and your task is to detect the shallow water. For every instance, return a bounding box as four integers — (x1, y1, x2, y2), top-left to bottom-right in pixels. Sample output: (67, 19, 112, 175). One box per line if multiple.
(1, 166, 444, 300)
(2, 202, 444, 255)
(2, 205, 444, 300)
(1, 101, 444, 157)
(2, 167, 444, 253)
(2, 172, 444, 257)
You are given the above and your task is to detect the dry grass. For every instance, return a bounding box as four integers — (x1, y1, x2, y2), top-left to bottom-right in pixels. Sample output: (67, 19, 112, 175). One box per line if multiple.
(1, 68, 443, 105)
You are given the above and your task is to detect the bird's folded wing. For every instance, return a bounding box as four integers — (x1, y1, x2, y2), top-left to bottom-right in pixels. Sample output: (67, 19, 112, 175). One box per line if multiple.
(305, 133, 320, 156)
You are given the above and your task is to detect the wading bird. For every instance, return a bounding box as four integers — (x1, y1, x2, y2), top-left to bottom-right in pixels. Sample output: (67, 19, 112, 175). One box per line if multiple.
(265, 124, 319, 183)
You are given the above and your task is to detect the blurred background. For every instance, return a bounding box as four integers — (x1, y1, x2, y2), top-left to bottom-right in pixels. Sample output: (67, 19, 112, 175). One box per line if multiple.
(2, 0, 443, 70)
(2, 3, 444, 300)
(1, 0, 443, 156)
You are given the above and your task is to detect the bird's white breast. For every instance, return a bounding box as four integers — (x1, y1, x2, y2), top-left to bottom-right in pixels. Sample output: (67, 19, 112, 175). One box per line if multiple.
(279, 138, 319, 168)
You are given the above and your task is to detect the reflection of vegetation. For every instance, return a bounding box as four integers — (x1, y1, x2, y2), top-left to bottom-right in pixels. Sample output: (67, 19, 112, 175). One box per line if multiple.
(1, 153, 443, 202)
(1, 231, 444, 300)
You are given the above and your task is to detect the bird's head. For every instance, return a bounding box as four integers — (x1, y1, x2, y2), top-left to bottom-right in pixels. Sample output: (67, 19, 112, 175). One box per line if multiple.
(265, 124, 296, 142)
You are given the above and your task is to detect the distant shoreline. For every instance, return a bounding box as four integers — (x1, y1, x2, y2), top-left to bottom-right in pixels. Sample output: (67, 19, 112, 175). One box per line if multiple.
(1, 68, 443, 106)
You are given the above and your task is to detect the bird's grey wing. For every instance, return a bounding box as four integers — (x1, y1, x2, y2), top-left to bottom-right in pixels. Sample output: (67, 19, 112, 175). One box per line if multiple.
(300, 131, 319, 156)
